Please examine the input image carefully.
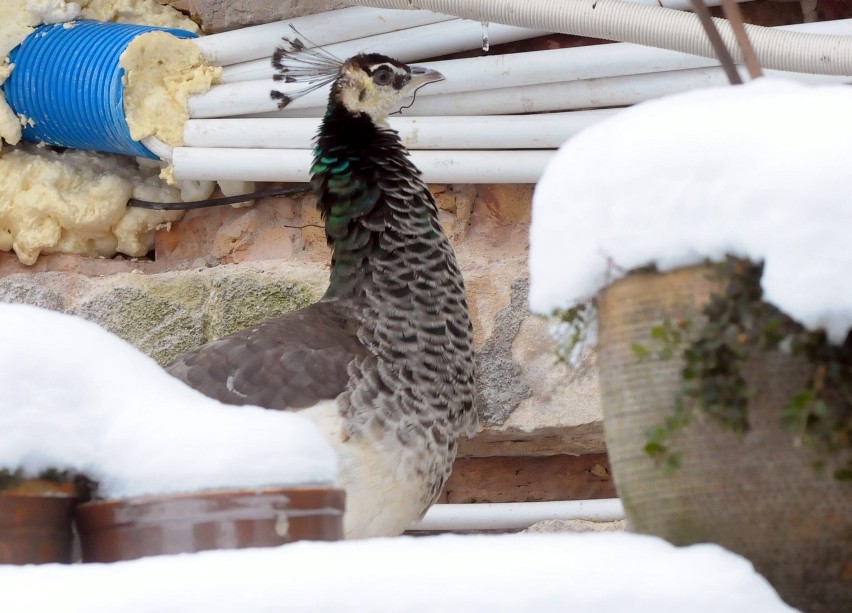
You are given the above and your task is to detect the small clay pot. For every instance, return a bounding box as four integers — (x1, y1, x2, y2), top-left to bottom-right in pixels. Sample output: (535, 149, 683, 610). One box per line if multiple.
(75, 487, 345, 562)
(0, 481, 79, 564)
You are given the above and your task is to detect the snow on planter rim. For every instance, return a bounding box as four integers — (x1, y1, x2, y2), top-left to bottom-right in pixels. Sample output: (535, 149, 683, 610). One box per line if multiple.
(0, 303, 338, 497)
(529, 78, 852, 344)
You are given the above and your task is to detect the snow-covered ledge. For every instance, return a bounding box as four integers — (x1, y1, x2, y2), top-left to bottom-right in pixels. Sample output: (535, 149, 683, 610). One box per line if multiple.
(0, 303, 337, 497)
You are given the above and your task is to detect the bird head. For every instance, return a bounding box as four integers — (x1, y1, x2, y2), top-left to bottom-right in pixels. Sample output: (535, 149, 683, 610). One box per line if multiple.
(333, 54, 444, 124)
(271, 38, 443, 121)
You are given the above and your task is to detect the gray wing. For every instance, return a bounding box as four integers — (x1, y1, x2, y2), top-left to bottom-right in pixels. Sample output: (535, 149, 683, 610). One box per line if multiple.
(166, 301, 367, 410)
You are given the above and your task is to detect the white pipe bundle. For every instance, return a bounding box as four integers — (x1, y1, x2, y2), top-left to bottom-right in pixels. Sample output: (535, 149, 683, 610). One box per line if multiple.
(174, 3, 852, 186)
(190, 18, 852, 119)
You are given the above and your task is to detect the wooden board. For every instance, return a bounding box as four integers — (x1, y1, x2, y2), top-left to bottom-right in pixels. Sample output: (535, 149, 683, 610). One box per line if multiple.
(439, 453, 617, 504)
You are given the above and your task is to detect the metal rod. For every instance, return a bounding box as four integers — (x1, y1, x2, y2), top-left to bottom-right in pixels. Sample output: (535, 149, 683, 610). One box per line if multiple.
(689, 0, 743, 84)
(720, 0, 763, 78)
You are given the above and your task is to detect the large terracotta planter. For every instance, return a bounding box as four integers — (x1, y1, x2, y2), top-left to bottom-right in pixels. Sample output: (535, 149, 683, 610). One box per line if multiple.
(75, 486, 345, 562)
(597, 265, 852, 612)
(0, 480, 79, 564)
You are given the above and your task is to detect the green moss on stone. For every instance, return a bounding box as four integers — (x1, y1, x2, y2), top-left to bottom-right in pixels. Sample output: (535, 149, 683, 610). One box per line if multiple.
(74, 285, 205, 366)
(207, 274, 314, 338)
(13, 268, 319, 368)
(145, 276, 211, 313)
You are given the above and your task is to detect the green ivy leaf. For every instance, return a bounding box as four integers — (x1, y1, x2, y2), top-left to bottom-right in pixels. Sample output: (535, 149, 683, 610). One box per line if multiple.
(644, 441, 666, 458)
(632, 343, 650, 361)
(834, 467, 852, 481)
(663, 453, 682, 474)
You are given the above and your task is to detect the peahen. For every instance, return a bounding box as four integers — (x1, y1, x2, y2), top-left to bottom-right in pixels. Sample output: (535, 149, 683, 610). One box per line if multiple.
(166, 43, 477, 538)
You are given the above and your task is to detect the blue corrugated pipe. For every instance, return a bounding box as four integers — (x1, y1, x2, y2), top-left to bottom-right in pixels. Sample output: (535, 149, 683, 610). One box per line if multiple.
(2, 21, 197, 159)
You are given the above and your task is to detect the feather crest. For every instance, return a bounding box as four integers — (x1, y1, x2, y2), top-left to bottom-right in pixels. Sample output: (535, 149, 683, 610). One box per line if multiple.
(270, 28, 343, 109)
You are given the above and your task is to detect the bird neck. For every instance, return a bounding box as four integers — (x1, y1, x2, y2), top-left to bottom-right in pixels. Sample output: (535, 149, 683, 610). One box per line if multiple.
(312, 95, 474, 394)
(313, 100, 452, 304)
(312, 98, 478, 499)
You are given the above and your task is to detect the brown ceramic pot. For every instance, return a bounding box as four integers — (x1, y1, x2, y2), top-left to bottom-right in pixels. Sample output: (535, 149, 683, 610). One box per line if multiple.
(0, 480, 79, 564)
(75, 486, 345, 562)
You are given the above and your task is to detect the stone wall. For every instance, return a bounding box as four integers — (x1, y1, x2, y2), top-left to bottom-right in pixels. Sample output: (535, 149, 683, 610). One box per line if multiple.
(168, 0, 351, 32)
(0, 183, 605, 462)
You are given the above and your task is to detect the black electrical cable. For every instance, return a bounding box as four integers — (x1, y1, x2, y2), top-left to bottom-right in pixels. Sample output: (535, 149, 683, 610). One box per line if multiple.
(127, 184, 313, 210)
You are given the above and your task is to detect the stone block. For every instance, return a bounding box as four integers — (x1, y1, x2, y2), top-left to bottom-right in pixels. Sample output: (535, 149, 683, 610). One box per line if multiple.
(523, 519, 626, 534)
(0, 261, 325, 366)
(177, 0, 352, 33)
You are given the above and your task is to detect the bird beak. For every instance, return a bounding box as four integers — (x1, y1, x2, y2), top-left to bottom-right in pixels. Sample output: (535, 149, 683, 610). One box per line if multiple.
(409, 65, 444, 87)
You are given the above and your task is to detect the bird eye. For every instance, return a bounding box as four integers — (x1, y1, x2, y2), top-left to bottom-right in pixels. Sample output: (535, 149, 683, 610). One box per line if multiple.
(372, 67, 393, 86)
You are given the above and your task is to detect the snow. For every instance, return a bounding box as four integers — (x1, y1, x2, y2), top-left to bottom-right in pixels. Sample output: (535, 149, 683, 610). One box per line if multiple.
(0, 306, 794, 611)
(529, 78, 852, 343)
(0, 532, 794, 612)
(0, 303, 337, 497)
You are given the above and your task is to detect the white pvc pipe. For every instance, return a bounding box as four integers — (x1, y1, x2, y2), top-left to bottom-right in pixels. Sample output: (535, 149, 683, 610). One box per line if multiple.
(350, 0, 852, 76)
(423, 43, 715, 96)
(140, 136, 173, 161)
(249, 65, 852, 119)
(183, 110, 618, 150)
(190, 79, 281, 119)
(190, 79, 285, 119)
(626, 0, 751, 6)
(410, 499, 625, 531)
(192, 7, 454, 66)
(220, 21, 547, 84)
(171, 148, 552, 183)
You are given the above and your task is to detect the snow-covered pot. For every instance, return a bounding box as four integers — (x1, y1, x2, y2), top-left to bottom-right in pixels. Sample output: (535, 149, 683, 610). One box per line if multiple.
(0, 480, 80, 564)
(75, 487, 345, 562)
(597, 264, 852, 613)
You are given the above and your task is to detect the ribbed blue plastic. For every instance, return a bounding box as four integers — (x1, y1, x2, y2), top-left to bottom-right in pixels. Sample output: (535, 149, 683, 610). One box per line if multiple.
(2, 21, 197, 159)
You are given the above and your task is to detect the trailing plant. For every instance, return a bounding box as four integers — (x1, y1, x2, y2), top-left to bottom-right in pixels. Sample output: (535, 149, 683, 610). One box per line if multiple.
(1, 468, 64, 490)
(551, 301, 596, 367)
(0, 467, 96, 496)
(633, 257, 852, 480)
